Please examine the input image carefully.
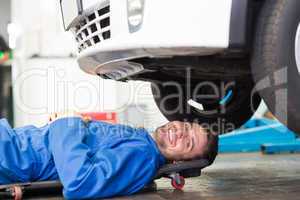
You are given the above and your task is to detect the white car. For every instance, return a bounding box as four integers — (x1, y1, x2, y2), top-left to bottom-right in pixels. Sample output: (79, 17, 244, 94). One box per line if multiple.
(60, 0, 300, 134)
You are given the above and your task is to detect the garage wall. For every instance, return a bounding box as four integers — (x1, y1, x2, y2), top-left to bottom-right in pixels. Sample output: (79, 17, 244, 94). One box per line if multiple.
(11, 0, 118, 127)
(11, 0, 77, 58)
(13, 58, 118, 127)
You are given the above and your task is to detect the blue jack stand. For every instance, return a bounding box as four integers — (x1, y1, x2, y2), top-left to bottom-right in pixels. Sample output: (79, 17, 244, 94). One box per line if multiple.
(219, 118, 300, 154)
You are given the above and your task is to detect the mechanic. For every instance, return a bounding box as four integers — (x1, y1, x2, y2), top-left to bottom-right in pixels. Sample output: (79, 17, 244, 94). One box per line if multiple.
(0, 112, 218, 199)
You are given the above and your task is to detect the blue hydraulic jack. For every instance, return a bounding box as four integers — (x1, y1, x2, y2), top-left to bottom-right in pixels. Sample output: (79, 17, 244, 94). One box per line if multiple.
(219, 118, 300, 154)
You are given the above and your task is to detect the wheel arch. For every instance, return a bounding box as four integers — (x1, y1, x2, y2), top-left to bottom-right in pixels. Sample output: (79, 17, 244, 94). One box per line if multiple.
(228, 0, 265, 54)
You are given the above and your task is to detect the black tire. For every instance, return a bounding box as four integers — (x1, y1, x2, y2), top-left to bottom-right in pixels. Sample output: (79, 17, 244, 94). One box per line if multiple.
(251, 0, 300, 134)
(151, 78, 261, 134)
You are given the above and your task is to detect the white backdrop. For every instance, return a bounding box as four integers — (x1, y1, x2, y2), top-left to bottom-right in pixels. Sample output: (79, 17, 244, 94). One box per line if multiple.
(12, 58, 118, 127)
(11, 0, 118, 127)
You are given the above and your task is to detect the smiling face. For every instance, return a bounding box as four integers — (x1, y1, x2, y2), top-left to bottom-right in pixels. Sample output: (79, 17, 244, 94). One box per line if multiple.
(153, 121, 209, 161)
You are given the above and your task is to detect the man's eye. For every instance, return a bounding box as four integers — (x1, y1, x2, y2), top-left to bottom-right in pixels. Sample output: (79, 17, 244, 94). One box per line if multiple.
(184, 123, 189, 131)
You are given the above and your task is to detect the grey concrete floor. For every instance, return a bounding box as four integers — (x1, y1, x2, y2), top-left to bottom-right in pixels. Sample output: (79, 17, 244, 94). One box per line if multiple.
(28, 153, 300, 200)
(117, 153, 300, 200)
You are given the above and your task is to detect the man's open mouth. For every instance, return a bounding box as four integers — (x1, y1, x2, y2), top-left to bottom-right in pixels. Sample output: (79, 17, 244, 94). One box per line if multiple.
(168, 129, 177, 146)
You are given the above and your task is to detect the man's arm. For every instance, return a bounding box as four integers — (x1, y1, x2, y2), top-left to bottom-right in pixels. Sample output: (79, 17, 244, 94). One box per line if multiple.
(49, 117, 158, 199)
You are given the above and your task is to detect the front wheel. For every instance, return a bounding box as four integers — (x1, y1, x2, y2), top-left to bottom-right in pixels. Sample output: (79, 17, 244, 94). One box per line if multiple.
(252, 0, 300, 134)
(151, 78, 261, 134)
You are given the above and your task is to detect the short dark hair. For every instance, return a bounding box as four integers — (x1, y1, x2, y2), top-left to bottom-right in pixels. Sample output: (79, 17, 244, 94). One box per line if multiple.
(200, 130, 219, 165)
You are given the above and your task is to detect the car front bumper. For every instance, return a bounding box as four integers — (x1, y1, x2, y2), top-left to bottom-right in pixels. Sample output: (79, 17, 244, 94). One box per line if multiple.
(70, 0, 233, 79)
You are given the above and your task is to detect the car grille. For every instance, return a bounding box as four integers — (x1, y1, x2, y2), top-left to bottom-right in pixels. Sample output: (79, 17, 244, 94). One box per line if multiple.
(74, 2, 111, 52)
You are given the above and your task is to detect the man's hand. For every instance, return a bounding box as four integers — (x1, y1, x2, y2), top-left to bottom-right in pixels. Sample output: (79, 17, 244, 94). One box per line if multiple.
(48, 111, 92, 124)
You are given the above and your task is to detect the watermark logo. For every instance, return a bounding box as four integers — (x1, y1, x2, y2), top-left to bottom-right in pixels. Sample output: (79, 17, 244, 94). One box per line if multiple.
(12, 65, 290, 134)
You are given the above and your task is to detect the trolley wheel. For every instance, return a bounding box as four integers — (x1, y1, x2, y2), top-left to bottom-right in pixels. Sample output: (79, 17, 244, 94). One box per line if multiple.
(171, 176, 185, 190)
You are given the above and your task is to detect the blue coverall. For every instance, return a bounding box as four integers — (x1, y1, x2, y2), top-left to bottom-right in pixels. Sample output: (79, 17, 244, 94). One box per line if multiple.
(0, 117, 165, 199)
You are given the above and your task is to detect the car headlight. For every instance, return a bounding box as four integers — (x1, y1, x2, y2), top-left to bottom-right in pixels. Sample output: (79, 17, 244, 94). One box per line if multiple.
(127, 0, 145, 32)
